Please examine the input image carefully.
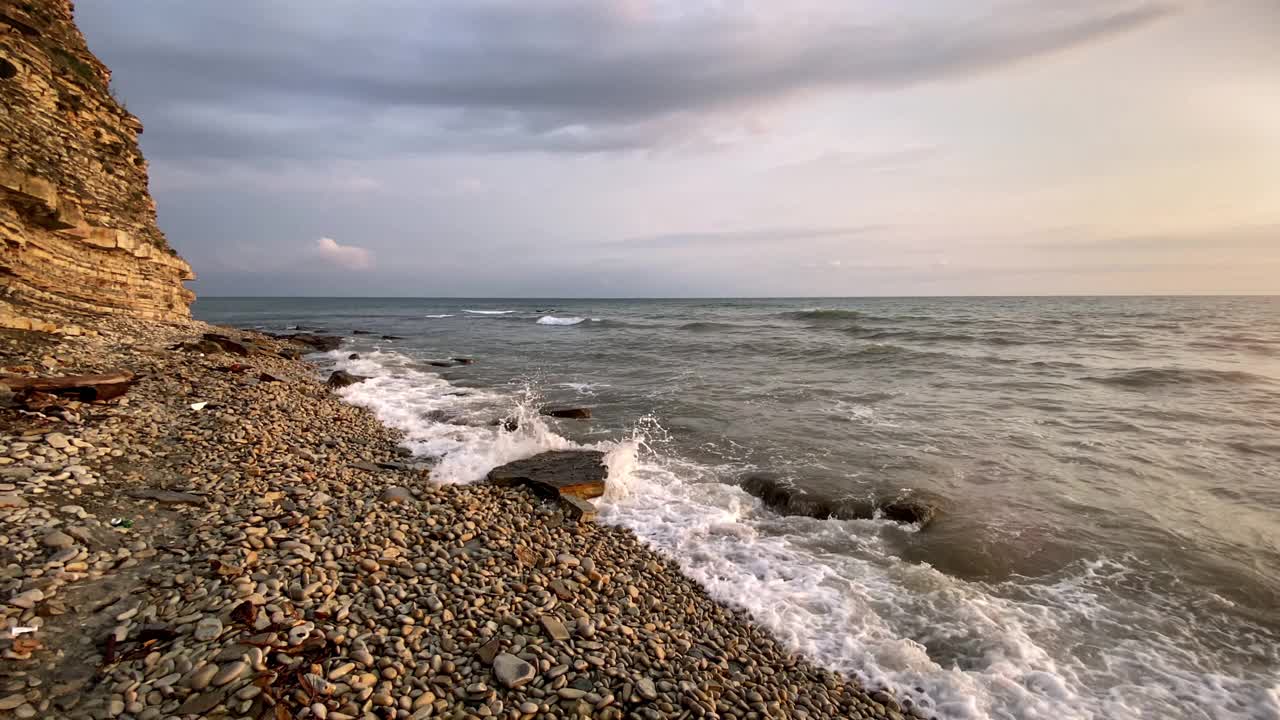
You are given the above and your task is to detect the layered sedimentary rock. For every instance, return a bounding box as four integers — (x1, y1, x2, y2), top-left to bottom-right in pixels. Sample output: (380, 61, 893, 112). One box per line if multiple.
(0, 0, 193, 327)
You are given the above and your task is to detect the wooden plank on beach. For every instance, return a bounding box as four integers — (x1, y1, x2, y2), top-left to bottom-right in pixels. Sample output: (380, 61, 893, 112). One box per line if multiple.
(0, 370, 136, 402)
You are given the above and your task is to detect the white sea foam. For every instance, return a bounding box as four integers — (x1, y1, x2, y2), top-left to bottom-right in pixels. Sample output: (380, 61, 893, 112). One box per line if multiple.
(556, 382, 608, 395)
(463, 309, 516, 315)
(318, 348, 1280, 720)
(537, 315, 587, 326)
(425, 314, 455, 318)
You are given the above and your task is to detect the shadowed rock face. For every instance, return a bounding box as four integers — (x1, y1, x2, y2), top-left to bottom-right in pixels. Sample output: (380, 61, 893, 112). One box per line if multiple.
(739, 473, 942, 528)
(0, 1, 194, 327)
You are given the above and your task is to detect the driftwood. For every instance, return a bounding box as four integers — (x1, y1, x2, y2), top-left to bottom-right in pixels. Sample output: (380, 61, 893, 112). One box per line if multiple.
(0, 371, 136, 402)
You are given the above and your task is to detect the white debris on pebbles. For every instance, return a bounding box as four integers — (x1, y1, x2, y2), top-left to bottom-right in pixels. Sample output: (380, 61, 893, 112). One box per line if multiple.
(0, 317, 910, 720)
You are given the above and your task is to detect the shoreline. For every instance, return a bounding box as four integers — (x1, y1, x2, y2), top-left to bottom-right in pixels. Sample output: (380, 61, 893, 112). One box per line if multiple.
(0, 317, 907, 719)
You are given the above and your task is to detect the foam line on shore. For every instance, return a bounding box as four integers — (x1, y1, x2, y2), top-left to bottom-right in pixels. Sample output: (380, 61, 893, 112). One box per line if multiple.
(322, 346, 1280, 720)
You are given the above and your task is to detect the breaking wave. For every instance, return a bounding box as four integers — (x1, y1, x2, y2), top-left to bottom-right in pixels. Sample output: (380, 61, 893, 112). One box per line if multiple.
(537, 315, 589, 326)
(314, 344, 1280, 720)
(781, 309, 866, 323)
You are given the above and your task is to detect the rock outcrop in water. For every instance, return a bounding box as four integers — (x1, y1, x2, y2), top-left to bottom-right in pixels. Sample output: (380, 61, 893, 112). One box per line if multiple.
(740, 472, 942, 528)
(0, 0, 194, 329)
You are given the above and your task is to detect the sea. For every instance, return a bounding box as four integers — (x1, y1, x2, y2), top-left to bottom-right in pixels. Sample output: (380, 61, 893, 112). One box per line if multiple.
(194, 296, 1280, 720)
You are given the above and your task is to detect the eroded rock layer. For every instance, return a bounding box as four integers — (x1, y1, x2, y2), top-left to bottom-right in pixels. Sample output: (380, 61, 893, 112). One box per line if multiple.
(0, 0, 194, 327)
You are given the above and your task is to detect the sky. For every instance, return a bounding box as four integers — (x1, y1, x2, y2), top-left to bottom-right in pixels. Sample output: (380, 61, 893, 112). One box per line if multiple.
(76, 0, 1279, 297)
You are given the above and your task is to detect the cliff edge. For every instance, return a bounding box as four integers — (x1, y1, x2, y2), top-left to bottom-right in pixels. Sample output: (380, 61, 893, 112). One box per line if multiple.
(0, 0, 194, 329)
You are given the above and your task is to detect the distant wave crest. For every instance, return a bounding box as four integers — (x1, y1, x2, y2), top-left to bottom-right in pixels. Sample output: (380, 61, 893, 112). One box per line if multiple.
(781, 309, 865, 322)
(537, 315, 588, 326)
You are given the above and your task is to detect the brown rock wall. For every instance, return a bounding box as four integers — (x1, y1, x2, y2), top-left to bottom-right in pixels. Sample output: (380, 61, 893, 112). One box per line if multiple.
(0, 0, 194, 326)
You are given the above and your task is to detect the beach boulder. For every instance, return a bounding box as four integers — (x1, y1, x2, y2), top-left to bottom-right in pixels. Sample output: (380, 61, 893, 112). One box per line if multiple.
(738, 472, 942, 529)
(326, 370, 367, 389)
(488, 450, 608, 499)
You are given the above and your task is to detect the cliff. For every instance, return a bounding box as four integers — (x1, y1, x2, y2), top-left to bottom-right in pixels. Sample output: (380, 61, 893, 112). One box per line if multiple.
(0, 0, 194, 329)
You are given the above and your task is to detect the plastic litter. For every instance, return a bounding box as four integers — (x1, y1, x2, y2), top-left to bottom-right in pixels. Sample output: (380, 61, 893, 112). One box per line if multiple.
(109, 517, 134, 528)
(190, 401, 208, 411)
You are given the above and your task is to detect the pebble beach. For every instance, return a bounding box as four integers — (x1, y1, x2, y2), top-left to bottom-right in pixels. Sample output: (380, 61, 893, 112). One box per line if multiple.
(0, 317, 905, 720)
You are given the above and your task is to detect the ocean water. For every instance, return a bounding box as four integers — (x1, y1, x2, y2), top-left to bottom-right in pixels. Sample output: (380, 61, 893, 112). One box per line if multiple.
(195, 296, 1280, 720)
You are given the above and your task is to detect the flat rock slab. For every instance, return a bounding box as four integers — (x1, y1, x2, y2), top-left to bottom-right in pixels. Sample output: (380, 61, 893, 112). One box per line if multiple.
(126, 488, 207, 505)
(0, 371, 136, 402)
(488, 450, 607, 500)
(539, 615, 571, 641)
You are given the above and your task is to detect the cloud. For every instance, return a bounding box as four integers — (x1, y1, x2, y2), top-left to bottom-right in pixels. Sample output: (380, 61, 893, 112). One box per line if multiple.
(1039, 224, 1280, 252)
(313, 237, 373, 270)
(617, 225, 887, 249)
(77, 1, 1177, 161)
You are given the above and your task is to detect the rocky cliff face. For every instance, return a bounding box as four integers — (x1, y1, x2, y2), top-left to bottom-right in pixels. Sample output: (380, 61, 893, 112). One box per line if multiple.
(0, 0, 193, 329)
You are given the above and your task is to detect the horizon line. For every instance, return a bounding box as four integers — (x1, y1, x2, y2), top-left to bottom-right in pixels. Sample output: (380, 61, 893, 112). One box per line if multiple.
(193, 293, 1280, 300)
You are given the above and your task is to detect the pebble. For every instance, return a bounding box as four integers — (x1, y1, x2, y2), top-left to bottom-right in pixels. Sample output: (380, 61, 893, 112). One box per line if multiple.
(492, 654, 535, 689)
(40, 531, 75, 549)
(194, 617, 223, 641)
(8, 589, 44, 609)
(211, 661, 248, 687)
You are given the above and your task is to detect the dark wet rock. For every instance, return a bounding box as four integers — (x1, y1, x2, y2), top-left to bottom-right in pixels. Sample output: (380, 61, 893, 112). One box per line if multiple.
(451, 357, 475, 365)
(488, 450, 608, 499)
(542, 407, 592, 420)
(277, 346, 303, 360)
(352, 330, 374, 335)
(489, 417, 520, 432)
(381, 335, 403, 340)
(739, 473, 942, 529)
(879, 495, 941, 527)
(126, 488, 207, 505)
(348, 353, 360, 360)
(428, 361, 454, 368)
(477, 638, 502, 665)
(257, 372, 283, 383)
(326, 370, 367, 388)
(0, 370, 136, 402)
